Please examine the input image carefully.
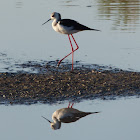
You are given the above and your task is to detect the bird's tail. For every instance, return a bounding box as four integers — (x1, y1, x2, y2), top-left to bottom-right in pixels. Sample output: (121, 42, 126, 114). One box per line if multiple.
(90, 28, 100, 31)
(78, 111, 100, 118)
(91, 111, 100, 114)
(86, 111, 100, 115)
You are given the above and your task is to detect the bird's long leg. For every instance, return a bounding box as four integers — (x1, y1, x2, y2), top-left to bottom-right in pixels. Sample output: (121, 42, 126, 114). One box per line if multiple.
(68, 102, 70, 108)
(57, 34, 79, 69)
(70, 103, 74, 108)
(68, 102, 74, 108)
(71, 34, 79, 51)
(68, 34, 74, 70)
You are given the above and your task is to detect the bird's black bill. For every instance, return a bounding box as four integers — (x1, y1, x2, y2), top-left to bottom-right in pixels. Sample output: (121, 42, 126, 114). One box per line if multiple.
(41, 116, 51, 123)
(42, 18, 51, 25)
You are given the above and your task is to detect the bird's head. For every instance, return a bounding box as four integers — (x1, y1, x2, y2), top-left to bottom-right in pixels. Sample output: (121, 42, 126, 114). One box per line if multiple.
(42, 116, 61, 130)
(50, 122, 61, 130)
(42, 12, 61, 25)
(50, 12, 61, 20)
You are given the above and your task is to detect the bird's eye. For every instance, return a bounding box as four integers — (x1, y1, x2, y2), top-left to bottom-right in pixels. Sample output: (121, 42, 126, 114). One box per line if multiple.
(52, 14, 54, 17)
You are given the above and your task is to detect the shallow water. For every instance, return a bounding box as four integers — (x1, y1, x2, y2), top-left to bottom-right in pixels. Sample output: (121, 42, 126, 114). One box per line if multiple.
(0, 0, 140, 72)
(0, 98, 140, 140)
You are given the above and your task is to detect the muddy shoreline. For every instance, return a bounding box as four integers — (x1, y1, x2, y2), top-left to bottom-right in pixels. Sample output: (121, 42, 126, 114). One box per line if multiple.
(0, 62, 140, 104)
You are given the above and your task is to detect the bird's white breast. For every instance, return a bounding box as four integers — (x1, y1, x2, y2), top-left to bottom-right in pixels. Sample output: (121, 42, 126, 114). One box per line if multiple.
(52, 21, 79, 34)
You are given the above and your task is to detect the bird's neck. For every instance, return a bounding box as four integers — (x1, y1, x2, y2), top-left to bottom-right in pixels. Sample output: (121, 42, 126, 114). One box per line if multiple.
(52, 116, 59, 123)
(52, 18, 60, 26)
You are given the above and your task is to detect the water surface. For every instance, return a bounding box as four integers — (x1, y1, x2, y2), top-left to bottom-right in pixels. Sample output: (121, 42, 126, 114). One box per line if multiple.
(0, 98, 140, 140)
(0, 0, 140, 72)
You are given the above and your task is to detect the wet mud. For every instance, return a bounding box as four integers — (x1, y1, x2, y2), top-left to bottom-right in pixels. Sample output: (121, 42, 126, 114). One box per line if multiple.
(0, 61, 140, 104)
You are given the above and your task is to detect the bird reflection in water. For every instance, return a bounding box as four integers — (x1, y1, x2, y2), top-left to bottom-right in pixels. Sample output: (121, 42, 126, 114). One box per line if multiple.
(42, 103, 100, 130)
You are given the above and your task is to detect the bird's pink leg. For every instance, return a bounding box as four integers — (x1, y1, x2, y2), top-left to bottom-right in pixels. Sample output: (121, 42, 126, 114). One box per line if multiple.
(70, 103, 74, 108)
(68, 35, 74, 70)
(68, 102, 70, 108)
(57, 34, 79, 69)
(68, 102, 74, 108)
(71, 34, 79, 51)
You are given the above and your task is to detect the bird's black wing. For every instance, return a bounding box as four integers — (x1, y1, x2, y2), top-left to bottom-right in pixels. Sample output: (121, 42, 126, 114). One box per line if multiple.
(60, 19, 100, 31)
(59, 19, 79, 27)
(59, 112, 95, 123)
(59, 113, 81, 123)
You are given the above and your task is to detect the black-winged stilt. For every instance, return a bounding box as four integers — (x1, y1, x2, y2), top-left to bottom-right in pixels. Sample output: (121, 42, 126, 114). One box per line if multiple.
(42, 12, 100, 70)
(42, 107, 99, 130)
